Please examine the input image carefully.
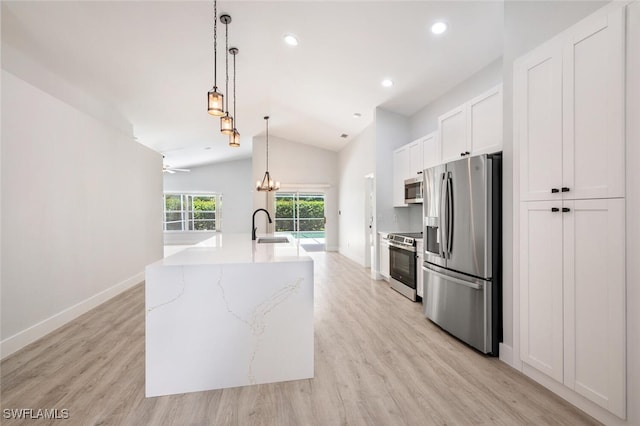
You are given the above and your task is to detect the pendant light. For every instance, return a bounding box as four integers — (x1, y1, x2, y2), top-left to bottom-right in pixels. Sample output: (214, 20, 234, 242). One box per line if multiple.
(207, 0, 224, 116)
(220, 14, 234, 135)
(229, 47, 240, 147)
(256, 116, 280, 192)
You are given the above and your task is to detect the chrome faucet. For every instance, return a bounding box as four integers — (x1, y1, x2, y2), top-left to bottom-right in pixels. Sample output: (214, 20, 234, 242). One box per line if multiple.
(252, 208, 272, 240)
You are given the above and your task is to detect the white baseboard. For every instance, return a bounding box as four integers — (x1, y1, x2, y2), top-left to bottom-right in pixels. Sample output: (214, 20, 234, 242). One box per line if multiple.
(0, 272, 144, 360)
(498, 343, 514, 367)
(522, 364, 628, 425)
(325, 245, 339, 252)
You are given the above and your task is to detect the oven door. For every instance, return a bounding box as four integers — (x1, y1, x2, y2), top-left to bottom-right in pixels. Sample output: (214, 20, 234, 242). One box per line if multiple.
(389, 245, 416, 288)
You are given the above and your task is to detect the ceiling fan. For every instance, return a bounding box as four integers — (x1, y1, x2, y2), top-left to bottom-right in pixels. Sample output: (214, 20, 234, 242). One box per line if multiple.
(163, 164, 190, 174)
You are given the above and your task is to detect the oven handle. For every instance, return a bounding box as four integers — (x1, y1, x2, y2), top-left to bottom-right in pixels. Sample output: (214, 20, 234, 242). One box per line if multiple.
(388, 241, 416, 252)
(422, 265, 482, 290)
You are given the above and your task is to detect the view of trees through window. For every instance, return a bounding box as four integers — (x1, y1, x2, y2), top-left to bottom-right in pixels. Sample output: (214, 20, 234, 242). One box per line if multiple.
(275, 193, 325, 235)
(164, 193, 218, 231)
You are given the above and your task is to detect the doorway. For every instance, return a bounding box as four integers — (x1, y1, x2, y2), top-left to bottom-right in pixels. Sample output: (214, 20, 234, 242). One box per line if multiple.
(275, 192, 326, 252)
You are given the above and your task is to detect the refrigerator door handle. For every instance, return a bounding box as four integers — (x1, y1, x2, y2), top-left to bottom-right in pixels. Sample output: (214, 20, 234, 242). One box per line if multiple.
(446, 174, 454, 257)
(422, 265, 482, 290)
(439, 173, 447, 257)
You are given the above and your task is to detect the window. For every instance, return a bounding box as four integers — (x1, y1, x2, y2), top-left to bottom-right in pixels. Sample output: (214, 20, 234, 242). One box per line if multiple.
(163, 193, 221, 231)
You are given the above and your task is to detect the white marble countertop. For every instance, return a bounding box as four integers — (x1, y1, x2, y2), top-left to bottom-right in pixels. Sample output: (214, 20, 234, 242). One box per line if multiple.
(151, 233, 312, 267)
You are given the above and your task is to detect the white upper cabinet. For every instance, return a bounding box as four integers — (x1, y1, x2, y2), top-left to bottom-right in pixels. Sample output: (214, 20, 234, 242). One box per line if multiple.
(562, 7, 625, 200)
(439, 105, 467, 163)
(422, 131, 440, 170)
(408, 139, 424, 177)
(393, 145, 410, 207)
(440, 84, 503, 164)
(468, 85, 503, 156)
(516, 41, 564, 202)
(518, 6, 625, 202)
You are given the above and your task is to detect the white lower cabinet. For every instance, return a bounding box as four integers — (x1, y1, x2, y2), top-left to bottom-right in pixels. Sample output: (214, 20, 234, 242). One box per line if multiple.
(416, 240, 423, 298)
(520, 198, 626, 418)
(379, 234, 390, 280)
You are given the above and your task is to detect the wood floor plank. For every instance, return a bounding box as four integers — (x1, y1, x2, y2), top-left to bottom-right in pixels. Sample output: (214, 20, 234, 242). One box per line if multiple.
(1, 251, 600, 425)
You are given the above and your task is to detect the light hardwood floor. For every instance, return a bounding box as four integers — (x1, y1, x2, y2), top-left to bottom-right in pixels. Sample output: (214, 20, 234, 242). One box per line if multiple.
(1, 252, 599, 425)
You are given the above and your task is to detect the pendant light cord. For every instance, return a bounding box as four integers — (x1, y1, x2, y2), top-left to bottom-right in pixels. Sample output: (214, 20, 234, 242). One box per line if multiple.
(265, 117, 269, 172)
(233, 51, 237, 127)
(213, 0, 217, 86)
(224, 20, 229, 113)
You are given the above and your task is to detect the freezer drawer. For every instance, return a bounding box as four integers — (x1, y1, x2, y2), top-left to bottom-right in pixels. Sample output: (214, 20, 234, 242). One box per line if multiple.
(423, 263, 494, 354)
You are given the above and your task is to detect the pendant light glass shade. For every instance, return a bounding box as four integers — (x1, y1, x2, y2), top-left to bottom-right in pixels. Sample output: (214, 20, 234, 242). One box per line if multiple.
(256, 116, 279, 192)
(207, 89, 224, 116)
(229, 129, 240, 147)
(220, 114, 234, 134)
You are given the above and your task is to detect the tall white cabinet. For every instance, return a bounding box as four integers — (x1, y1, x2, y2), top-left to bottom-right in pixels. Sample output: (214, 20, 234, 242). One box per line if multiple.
(516, 4, 626, 419)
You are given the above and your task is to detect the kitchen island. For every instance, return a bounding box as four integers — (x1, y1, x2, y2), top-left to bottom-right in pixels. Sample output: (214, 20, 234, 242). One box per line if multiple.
(145, 233, 314, 397)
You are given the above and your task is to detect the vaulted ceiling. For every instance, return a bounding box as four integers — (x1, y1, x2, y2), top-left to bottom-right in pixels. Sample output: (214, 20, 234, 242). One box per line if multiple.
(2, 1, 503, 168)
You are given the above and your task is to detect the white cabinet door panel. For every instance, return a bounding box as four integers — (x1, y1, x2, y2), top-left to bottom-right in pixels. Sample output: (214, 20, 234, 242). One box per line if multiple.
(520, 201, 564, 383)
(563, 7, 625, 200)
(516, 41, 564, 202)
(422, 132, 440, 170)
(439, 105, 468, 163)
(468, 84, 503, 155)
(409, 140, 424, 177)
(393, 146, 409, 207)
(563, 198, 625, 417)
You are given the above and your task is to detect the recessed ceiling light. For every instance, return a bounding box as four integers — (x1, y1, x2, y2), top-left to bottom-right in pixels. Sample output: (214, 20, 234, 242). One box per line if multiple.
(284, 34, 299, 46)
(381, 79, 393, 88)
(353, 113, 362, 118)
(431, 21, 448, 35)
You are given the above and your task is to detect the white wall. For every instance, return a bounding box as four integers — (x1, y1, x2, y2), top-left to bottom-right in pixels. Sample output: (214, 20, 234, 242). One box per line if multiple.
(409, 58, 503, 140)
(1, 70, 163, 358)
(252, 136, 339, 251)
(163, 159, 253, 240)
(374, 107, 412, 234)
(337, 124, 375, 265)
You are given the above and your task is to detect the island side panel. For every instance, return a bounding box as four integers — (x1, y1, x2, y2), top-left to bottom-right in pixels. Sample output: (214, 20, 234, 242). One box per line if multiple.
(145, 260, 313, 397)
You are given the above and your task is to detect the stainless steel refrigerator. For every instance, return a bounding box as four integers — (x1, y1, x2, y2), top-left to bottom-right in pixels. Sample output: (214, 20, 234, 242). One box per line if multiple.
(422, 153, 501, 355)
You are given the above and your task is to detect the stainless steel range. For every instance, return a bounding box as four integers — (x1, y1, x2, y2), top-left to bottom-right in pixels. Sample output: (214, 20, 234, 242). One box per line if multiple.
(388, 232, 422, 301)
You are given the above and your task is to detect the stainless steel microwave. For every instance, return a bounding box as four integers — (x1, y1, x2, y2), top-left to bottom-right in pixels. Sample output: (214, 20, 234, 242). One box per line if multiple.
(404, 176, 423, 204)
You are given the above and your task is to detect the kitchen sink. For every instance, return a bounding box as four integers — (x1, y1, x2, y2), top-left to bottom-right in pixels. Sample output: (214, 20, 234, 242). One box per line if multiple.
(256, 237, 289, 244)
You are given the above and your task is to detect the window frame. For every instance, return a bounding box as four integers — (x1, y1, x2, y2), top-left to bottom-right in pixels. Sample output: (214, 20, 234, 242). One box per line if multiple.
(163, 192, 222, 232)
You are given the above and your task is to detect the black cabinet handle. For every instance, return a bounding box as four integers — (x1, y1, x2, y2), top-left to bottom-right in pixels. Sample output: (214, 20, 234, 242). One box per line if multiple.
(561, 187, 570, 192)
(460, 151, 471, 157)
(551, 188, 560, 193)
(551, 207, 560, 212)
(562, 207, 571, 212)
(417, 171, 423, 174)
